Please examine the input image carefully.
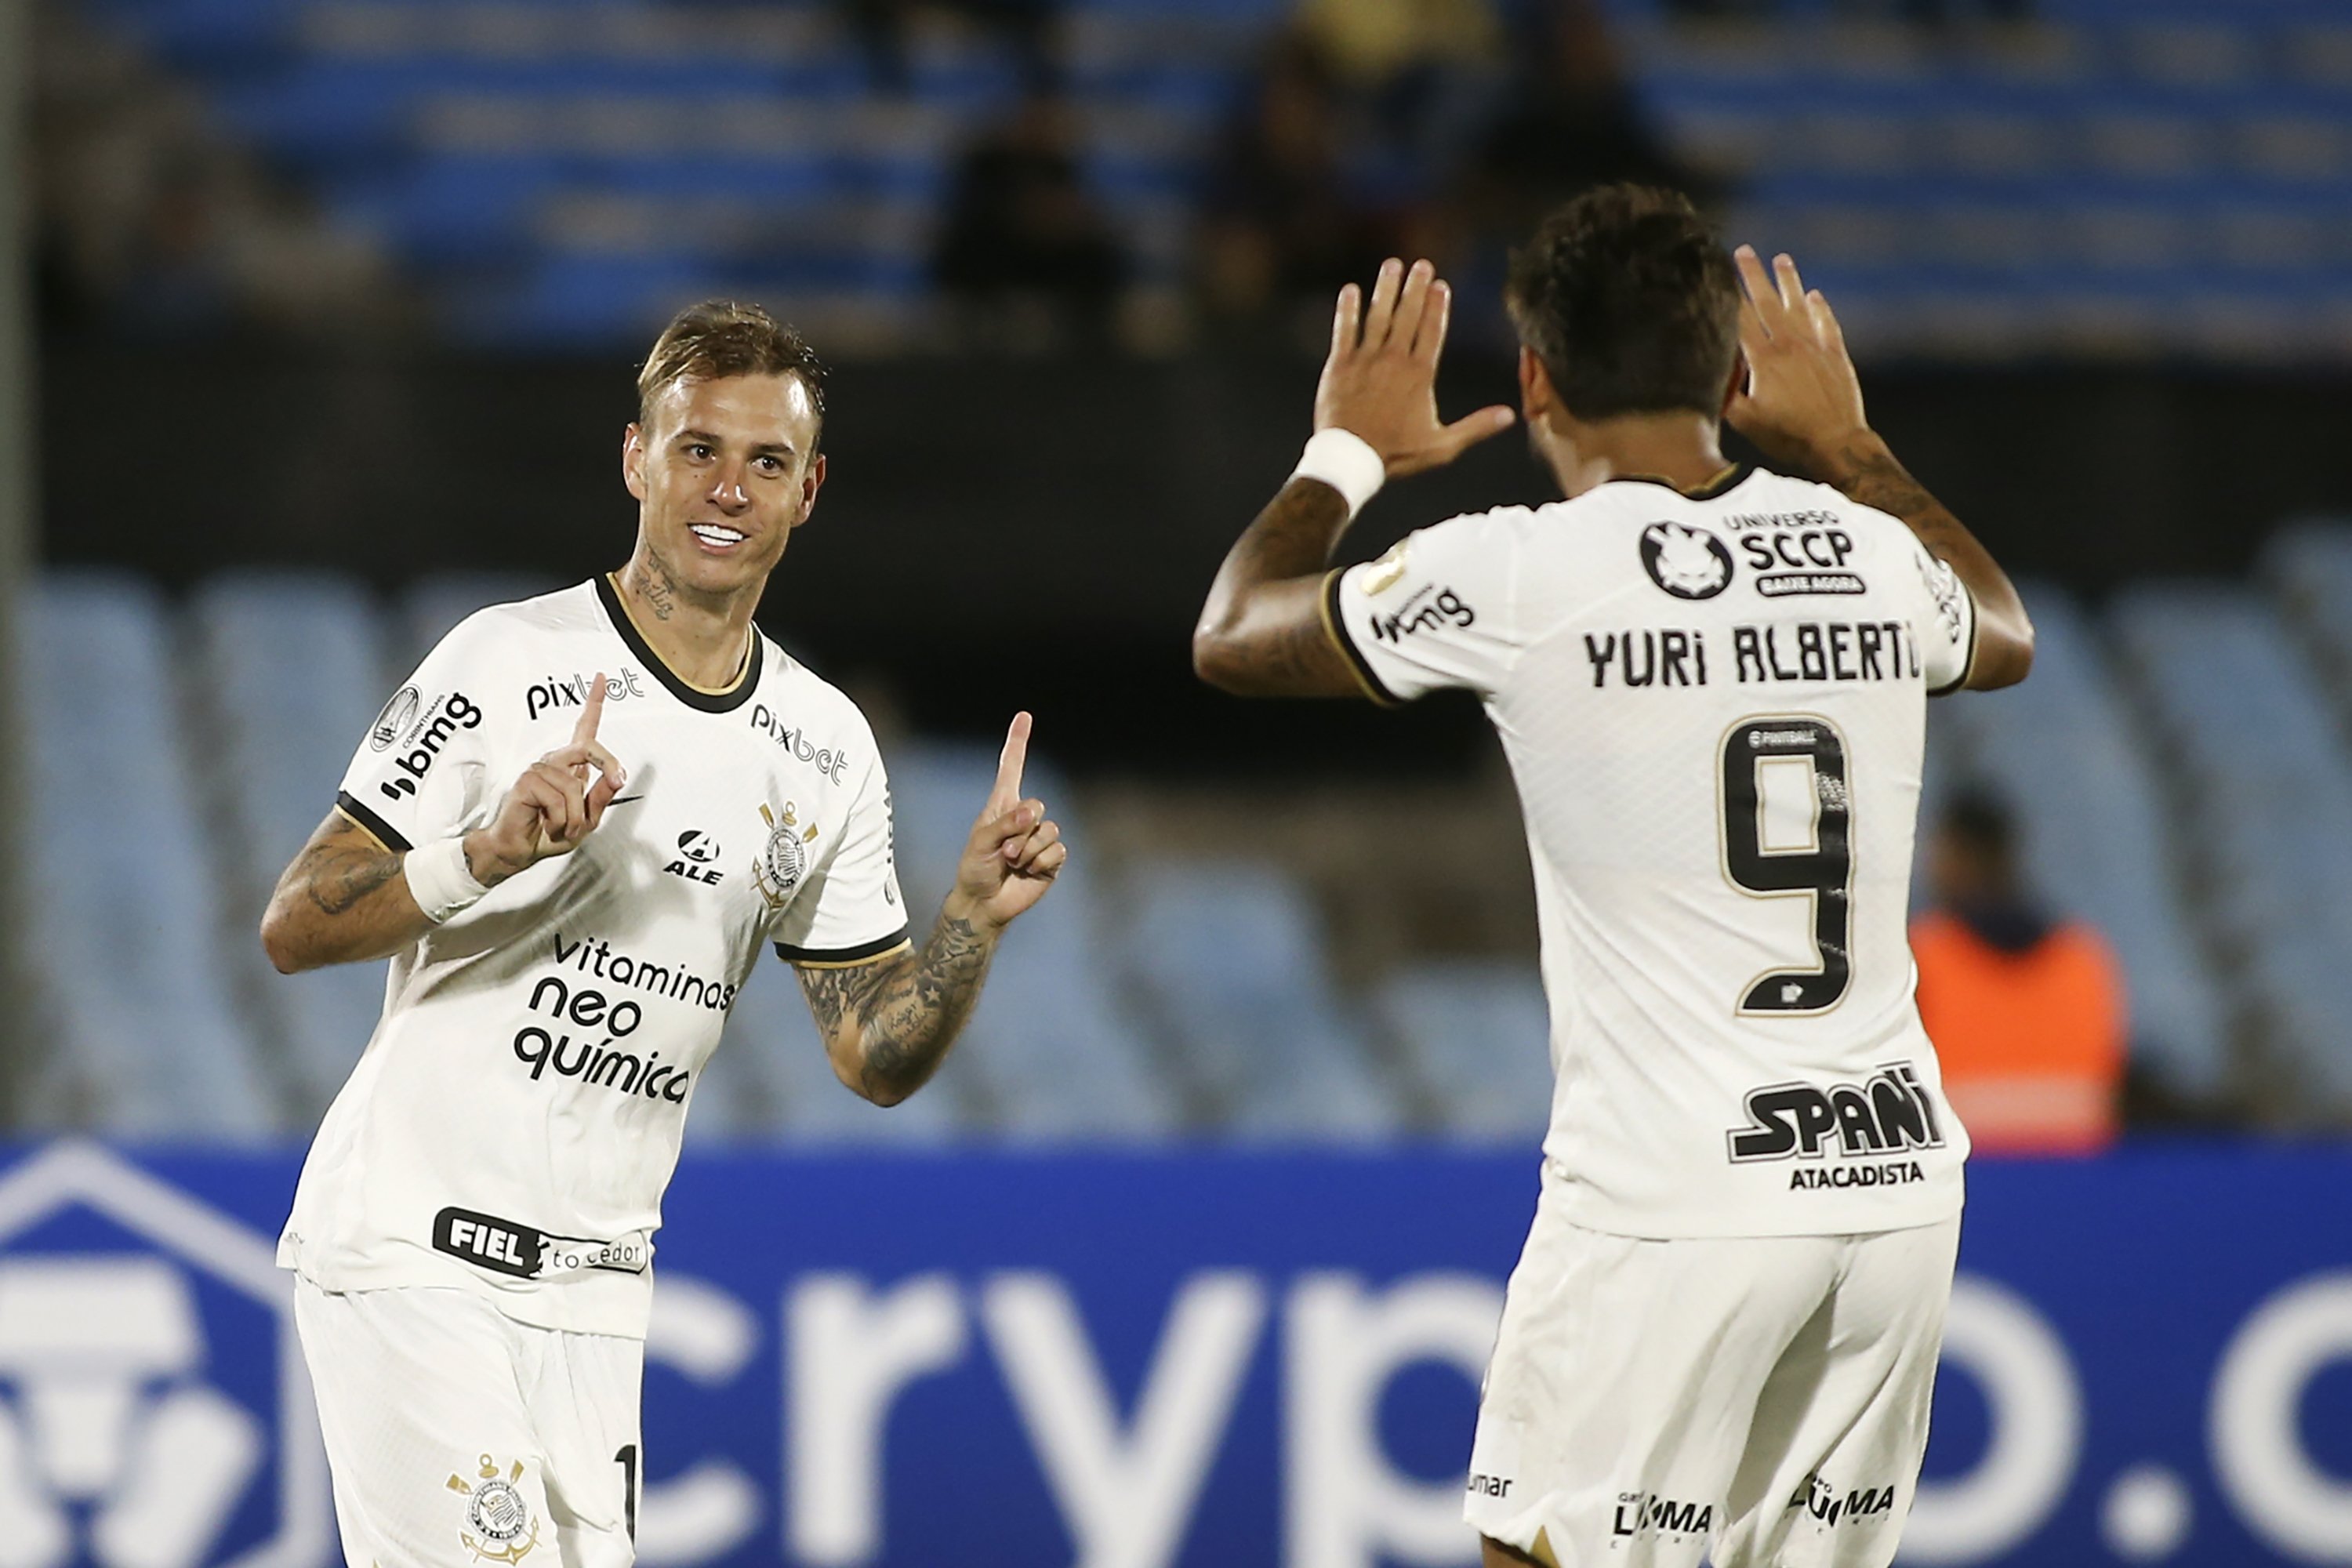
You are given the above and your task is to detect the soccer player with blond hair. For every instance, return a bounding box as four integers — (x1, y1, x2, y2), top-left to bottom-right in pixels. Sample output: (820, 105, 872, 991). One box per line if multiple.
(260, 301, 1065, 1566)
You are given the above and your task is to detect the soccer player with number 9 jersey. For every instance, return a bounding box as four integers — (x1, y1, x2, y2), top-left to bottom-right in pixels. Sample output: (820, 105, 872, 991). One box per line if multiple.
(1195, 186, 2034, 1568)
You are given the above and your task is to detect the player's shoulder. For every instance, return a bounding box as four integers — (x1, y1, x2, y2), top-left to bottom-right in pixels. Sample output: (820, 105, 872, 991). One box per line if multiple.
(430, 580, 602, 662)
(753, 633, 884, 753)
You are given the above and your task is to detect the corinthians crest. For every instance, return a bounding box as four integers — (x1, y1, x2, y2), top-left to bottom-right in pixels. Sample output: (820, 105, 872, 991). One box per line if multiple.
(754, 800, 822, 912)
(450, 1453, 539, 1564)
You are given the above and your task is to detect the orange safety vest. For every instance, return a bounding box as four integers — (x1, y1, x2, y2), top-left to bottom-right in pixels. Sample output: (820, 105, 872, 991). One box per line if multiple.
(1909, 909, 2128, 1156)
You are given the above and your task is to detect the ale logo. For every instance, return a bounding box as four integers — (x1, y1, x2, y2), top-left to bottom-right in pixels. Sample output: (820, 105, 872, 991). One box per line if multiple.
(0, 1144, 331, 1568)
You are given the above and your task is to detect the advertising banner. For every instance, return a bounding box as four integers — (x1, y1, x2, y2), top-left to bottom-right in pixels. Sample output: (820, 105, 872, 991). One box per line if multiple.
(0, 1142, 2342, 1568)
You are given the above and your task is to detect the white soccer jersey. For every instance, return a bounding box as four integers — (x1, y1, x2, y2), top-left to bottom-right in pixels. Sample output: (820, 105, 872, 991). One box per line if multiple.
(1330, 465, 1978, 1237)
(279, 577, 906, 1336)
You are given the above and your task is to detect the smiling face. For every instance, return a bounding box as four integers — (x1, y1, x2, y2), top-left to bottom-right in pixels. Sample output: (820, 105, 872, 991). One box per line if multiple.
(621, 371, 826, 608)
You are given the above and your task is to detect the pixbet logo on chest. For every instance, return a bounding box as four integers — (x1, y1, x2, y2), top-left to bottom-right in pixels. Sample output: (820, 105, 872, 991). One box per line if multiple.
(526, 668, 645, 723)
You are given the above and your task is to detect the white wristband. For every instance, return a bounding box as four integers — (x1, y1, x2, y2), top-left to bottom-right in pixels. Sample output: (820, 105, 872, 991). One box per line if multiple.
(1291, 428, 1387, 519)
(404, 836, 489, 924)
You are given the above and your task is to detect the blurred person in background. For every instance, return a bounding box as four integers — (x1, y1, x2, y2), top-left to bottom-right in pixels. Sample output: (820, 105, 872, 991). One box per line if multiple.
(842, 0, 1063, 94)
(1193, 187, 2033, 1567)
(1912, 789, 2127, 1156)
(1438, 0, 1716, 329)
(934, 90, 1131, 347)
(1195, 34, 1396, 341)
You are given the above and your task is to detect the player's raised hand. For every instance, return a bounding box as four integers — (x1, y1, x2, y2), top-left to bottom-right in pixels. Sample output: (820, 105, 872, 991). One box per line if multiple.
(470, 673, 628, 884)
(950, 711, 1065, 930)
(1315, 257, 1516, 479)
(1726, 246, 1873, 477)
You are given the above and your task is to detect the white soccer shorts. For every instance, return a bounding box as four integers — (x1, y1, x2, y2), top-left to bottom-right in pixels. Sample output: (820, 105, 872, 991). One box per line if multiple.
(1464, 1186, 1960, 1568)
(294, 1279, 643, 1568)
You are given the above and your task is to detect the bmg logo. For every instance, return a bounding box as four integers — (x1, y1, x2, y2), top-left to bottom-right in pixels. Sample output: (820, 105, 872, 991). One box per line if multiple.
(0, 1145, 330, 1568)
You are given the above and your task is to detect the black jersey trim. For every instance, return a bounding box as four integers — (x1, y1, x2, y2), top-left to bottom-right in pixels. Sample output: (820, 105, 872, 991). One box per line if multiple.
(334, 790, 412, 854)
(1614, 462, 1752, 501)
(777, 930, 913, 968)
(1320, 569, 1403, 707)
(593, 574, 763, 713)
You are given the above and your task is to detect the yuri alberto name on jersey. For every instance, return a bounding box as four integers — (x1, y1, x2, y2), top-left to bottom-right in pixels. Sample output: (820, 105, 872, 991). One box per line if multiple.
(506, 931, 739, 1105)
(1582, 619, 1930, 691)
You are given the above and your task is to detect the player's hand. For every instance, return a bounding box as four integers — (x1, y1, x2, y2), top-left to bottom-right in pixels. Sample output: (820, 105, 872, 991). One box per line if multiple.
(1725, 247, 1874, 478)
(466, 673, 626, 886)
(946, 712, 1065, 932)
(1315, 257, 1515, 479)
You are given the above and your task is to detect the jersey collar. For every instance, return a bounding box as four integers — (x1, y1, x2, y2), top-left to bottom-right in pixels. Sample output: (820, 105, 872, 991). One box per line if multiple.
(593, 573, 764, 714)
(1613, 462, 1752, 500)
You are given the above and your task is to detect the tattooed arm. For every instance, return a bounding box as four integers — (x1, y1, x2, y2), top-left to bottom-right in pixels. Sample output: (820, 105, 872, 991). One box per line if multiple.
(797, 914, 997, 1105)
(789, 713, 1066, 1107)
(1195, 257, 1515, 698)
(1727, 245, 2032, 691)
(261, 681, 626, 973)
(259, 810, 438, 972)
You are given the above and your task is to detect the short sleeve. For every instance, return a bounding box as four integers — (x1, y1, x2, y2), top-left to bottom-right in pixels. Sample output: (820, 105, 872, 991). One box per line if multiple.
(1907, 539, 1979, 696)
(335, 617, 506, 852)
(1325, 509, 1526, 704)
(771, 753, 911, 967)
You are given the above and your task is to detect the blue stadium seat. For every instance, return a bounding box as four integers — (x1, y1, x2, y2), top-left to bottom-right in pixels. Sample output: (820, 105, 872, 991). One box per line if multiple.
(401, 571, 564, 671)
(883, 739, 1175, 1139)
(1931, 583, 2236, 1105)
(190, 571, 398, 1122)
(1118, 859, 1406, 1141)
(1374, 960, 1552, 1142)
(2109, 583, 2352, 1116)
(20, 573, 281, 1138)
(2261, 517, 2352, 706)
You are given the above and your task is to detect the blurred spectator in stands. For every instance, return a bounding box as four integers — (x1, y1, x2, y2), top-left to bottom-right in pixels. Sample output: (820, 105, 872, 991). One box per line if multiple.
(1460, 0, 1714, 239)
(1912, 789, 2128, 1156)
(1194, 34, 1398, 343)
(844, 0, 1063, 94)
(1421, 0, 1712, 348)
(1292, 0, 1501, 173)
(933, 92, 1129, 348)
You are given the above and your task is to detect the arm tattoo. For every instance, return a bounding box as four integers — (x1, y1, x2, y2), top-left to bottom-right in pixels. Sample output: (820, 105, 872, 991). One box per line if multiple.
(296, 832, 402, 916)
(796, 914, 997, 1103)
(1823, 439, 1968, 560)
(1196, 479, 1359, 693)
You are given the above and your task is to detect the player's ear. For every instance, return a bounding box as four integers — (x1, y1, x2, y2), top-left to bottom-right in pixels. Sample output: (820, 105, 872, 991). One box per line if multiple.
(622, 423, 649, 502)
(1517, 347, 1553, 425)
(792, 452, 827, 529)
(1722, 350, 1749, 416)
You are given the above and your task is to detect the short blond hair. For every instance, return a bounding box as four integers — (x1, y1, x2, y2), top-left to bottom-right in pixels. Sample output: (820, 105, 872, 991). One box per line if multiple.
(637, 300, 827, 445)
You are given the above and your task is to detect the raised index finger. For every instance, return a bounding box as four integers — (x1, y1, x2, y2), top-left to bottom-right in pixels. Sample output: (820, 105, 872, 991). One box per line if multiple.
(990, 711, 1033, 814)
(572, 672, 607, 749)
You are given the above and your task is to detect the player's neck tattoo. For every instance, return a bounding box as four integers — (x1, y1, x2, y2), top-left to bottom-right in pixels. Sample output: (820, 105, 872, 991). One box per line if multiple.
(624, 557, 682, 622)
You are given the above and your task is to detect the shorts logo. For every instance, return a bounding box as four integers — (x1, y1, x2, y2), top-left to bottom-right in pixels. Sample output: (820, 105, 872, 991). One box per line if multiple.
(1613, 1491, 1715, 1537)
(665, 829, 725, 886)
(1791, 1472, 1898, 1526)
(451, 1453, 539, 1564)
(369, 685, 421, 751)
(1641, 522, 1734, 600)
(754, 801, 821, 913)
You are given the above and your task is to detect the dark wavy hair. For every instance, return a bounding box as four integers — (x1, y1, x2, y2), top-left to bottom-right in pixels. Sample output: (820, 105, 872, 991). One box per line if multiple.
(1504, 185, 1740, 422)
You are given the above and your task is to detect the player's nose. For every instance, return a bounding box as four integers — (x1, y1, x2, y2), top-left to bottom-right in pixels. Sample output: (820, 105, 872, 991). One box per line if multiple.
(706, 466, 751, 510)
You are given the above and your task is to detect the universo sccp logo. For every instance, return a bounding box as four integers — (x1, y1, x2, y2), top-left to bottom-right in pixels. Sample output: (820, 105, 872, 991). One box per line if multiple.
(0, 1145, 330, 1568)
